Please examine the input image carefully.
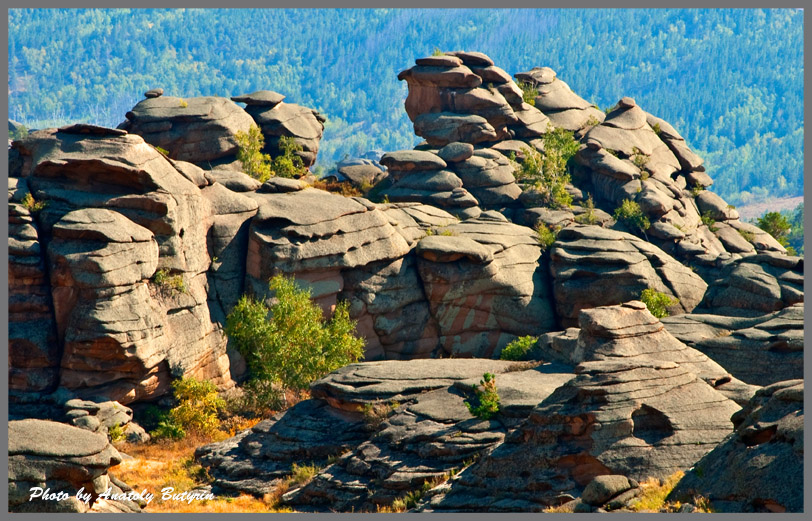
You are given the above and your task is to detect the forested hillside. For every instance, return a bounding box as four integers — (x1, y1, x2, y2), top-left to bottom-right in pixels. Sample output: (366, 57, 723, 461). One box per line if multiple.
(7, 8, 803, 205)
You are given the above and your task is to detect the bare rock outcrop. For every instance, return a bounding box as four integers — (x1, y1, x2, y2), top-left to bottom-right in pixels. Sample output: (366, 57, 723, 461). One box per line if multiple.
(119, 96, 255, 169)
(669, 380, 803, 513)
(9, 419, 143, 513)
(662, 303, 803, 386)
(549, 225, 707, 326)
(422, 357, 740, 512)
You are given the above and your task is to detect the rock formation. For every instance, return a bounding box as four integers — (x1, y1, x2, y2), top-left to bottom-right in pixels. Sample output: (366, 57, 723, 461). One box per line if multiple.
(9, 419, 143, 513)
(669, 380, 803, 513)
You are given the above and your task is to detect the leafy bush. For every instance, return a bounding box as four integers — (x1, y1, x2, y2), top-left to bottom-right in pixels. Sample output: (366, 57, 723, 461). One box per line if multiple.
(107, 422, 125, 443)
(235, 124, 274, 182)
(154, 145, 169, 156)
(518, 81, 537, 106)
(151, 268, 187, 294)
(464, 372, 500, 420)
(700, 211, 718, 232)
(225, 274, 365, 409)
(515, 132, 575, 209)
(500, 336, 538, 361)
(271, 136, 307, 179)
(640, 288, 679, 319)
(651, 122, 662, 135)
(737, 228, 756, 243)
(289, 462, 321, 486)
(535, 223, 557, 252)
(167, 377, 225, 437)
(21, 192, 46, 213)
(754, 211, 791, 248)
(690, 185, 705, 197)
(614, 199, 650, 235)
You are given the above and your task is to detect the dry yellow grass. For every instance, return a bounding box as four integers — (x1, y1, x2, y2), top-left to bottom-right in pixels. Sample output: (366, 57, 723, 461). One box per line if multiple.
(108, 419, 296, 513)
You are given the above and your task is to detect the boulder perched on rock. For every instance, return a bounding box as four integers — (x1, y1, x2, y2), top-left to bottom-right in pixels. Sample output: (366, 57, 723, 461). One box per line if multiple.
(119, 96, 255, 169)
(662, 303, 803, 386)
(549, 225, 707, 326)
(669, 380, 803, 513)
(240, 98, 325, 168)
(9, 419, 142, 513)
(514, 67, 604, 133)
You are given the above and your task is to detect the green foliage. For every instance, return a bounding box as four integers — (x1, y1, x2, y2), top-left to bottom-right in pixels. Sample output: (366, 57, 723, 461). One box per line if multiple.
(9, 124, 28, 140)
(515, 129, 576, 210)
(151, 268, 186, 294)
(613, 199, 650, 235)
(641, 288, 678, 319)
(235, 124, 273, 182)
(166, 377, 225, 437)
(289, 462, 321, 486)
(500, 336, 538, 361)
(431, 47, 444, 56)
(464, 373, 500, 420)
(700, 211, 718, 232)
(631, 147, 649, 171)
(518, 81, 537, 106)
(225, 274, 365, 409)
(107, 422, 125, 443)
(574, 194, 598, 225)
(150, 417, 186, 441)
(154, 145, 169, 156)
(737, 228, 756, 243)
(535, 223, 557, 252)
(651, 122, 662, 135)
(690, 185, 705, 197)
(425, 227, 455, 237)
(21, 192, 46, 213)
(782, 203, 803, 255)
(271, 136, 307, 179)
(754, 211, 791, 248)
(585, 114, 601, 127)
(178, 98, 188, 108)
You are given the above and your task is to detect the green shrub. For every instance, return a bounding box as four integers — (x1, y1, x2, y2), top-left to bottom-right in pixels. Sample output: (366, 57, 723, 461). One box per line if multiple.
(614, 199, 650, 235)
(586, 115, 601, 127)
(21, 192, 46, 213)
(431, 47, 444, 56)
(107, 422, 125, 443)
(535, 223, 557, 252)
(271, 136, 307, 179)
(167, 377, 225, 437)
(518, 81, 537, 106)
(154, 145, 169, 156)
(651, 122, 662, 135)
(690, 185, 705, 197)
(737, 229, 756, 243)
(631, 147, 648, 169)
(754, 211, 792, 248)
(150, 417, 186, 441)
(289, 462, 321, 486)
(235, 124, 274, 182)
(500, 336, 538, 361)
(151, 268, 187, 294)
(700, 211, 718, 232)
(575, 194, 598, 225)
(515, 127, 577, 209)
(640, 288, 679, 319)
(225, 274, 365, 409)
(464, 373, 500, 420)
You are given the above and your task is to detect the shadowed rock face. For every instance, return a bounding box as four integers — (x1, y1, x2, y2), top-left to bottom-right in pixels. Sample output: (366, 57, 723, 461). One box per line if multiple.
(8, 419, 142, 513)
(662, 303, 803, 386)
(669, 380, 803, 513)
(549, 225, 707, 326)
(420, 358, 740, 512)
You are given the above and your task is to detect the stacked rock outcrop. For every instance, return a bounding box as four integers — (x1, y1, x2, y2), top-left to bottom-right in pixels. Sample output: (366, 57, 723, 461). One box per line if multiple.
(232, 90, 325, 168)
(669, 380, 803, 513)
(514, 66, 605, 134)
(9, 419, 143, 513)
(10, 125, 233, 404)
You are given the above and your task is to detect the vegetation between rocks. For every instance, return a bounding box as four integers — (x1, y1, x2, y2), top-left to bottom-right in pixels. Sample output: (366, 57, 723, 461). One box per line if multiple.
(151, 268, 187, 294)
(236, 125, 307, 182)
(640, 288, 679, 319)
(225, 274, 365, 411)
(499, 336, 538, 361)
(614, 199, 650, 236)
(21, 192, 47, 213)
(464, 372, 500, 420)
